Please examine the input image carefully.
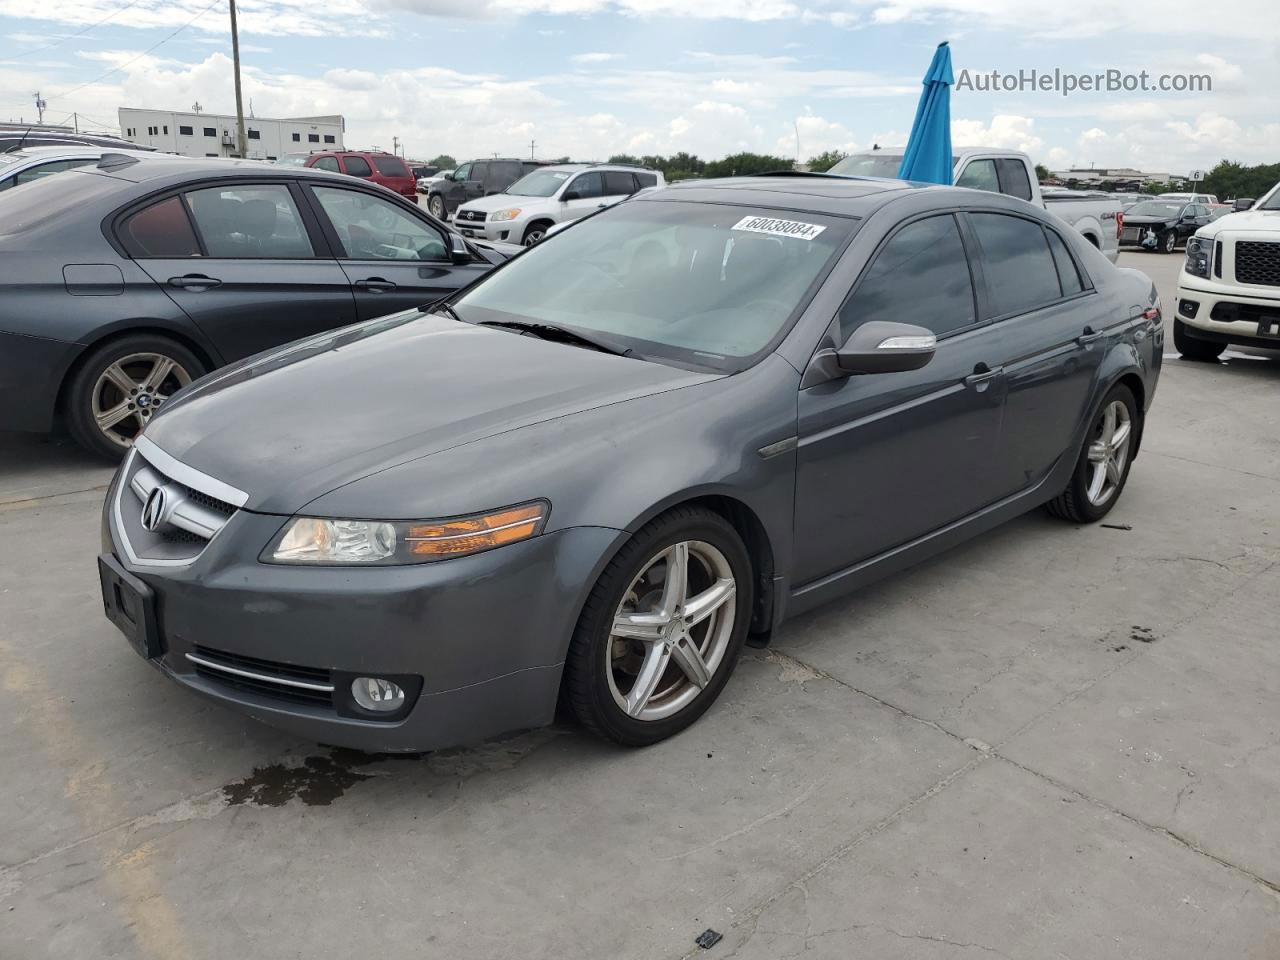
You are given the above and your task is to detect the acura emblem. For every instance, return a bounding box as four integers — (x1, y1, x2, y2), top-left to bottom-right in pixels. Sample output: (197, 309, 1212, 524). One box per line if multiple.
(141, 486, 169, 532)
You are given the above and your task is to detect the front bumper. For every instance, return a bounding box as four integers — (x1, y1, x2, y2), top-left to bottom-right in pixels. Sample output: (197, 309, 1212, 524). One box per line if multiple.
(1176, 278, 1280, 350)
(102, 475, 625, 751)
(453, 218, 521, 243)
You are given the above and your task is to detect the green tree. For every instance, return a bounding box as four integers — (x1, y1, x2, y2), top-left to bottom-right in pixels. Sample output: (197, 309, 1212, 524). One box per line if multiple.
(1034, 163, 1050, 182)
(1202, 159, 1280, 200)
(429, 154, 456, 169)
(703, 152, 793, 178)
(608, 154, 642, 165)
(807, 150, 847, 173)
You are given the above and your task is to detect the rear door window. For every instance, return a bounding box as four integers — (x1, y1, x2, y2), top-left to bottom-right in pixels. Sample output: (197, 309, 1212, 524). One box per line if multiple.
(487, 161, 520, 188)
(311, 156, 340, 173)
(1044, 227, 1084, 296)
(469, 162, 489, 183)
(184, 184, 315, 258)
(120, 196, 202, 257)
(604, 172, 637, 196)
(342, 155, 374, 178)
(995, 158, 1034, 201)
(969, 213, 1062, 317)
(635, 172, 658, 188)
(839, 214, 975, 340)
(372, 155, 410, 177)
(955, 159, 999, 193)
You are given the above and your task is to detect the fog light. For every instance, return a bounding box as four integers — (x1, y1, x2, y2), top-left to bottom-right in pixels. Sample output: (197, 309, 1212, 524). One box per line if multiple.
(351, 677, 405, 712)
(1179, 298, 1200, 319)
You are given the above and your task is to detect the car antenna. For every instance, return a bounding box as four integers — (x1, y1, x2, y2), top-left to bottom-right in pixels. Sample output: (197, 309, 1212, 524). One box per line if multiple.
(97, 152, 142, 170)
(3, 126, 33, 153)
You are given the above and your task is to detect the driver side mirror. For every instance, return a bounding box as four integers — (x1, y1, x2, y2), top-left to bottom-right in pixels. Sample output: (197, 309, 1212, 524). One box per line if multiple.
(448, 233, 470, 264)
(803, 321, 937, 386)
(1234, 198, 1253, 211)
(561, 190, 581, 202)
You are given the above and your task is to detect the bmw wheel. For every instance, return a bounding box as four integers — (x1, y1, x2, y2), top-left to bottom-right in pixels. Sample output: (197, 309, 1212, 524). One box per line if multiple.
(66, 334, 204, 460)
(1046, 384, 1138, 523)
(564, 506, 752, 746)
(428, 194, 447, 220)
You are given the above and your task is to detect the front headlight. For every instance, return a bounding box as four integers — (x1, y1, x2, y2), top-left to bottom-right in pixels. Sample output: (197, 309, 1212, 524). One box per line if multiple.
(1184, 235, 1214, 279)
(265, 502, 549, 565)
(488, 208, 522, 222)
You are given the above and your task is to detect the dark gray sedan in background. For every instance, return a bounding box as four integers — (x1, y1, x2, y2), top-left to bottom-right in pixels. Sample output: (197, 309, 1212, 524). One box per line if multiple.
(0, 155, 510, 458)
(99, 175, 1162, 751)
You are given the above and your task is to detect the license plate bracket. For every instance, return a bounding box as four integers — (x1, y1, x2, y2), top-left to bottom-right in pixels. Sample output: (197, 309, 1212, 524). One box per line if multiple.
(98, 554, 162, 660)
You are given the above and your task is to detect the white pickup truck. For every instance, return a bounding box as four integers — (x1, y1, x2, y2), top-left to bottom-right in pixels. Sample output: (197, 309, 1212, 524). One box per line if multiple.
(828, 147, 1122, 262)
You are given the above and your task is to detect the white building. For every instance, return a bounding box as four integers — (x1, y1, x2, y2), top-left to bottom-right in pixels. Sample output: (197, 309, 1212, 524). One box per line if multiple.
(117, 108, 345, 160)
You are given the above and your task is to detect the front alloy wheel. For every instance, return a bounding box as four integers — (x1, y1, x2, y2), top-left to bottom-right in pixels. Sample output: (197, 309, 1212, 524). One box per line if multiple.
(564, 506, 752, 745)
(428, 195, 447, 220)
(1162, 229, 1178, 253)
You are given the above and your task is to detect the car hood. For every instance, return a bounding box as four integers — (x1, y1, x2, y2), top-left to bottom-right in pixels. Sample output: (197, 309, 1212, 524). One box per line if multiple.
(1195, 207, 1280, 238)
(144, 311, 716, 514)
(457, 193, 552, 215)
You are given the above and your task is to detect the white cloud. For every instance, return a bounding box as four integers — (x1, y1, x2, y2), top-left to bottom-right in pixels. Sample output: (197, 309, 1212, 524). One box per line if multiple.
(952, 114, 1044, 154)
(571, 52, 622, 64)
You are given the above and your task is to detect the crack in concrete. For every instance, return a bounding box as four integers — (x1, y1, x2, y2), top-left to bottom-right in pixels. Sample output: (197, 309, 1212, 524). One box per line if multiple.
(1144, 448, 1280, 486)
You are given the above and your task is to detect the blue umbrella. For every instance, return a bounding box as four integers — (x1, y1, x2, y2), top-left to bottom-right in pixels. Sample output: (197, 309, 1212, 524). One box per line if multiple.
(897, 41, 954, 184)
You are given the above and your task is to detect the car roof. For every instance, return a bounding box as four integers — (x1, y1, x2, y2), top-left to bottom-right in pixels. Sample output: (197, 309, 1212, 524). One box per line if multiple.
(648, 173, 926, 215)
(71, 155, 355, 186)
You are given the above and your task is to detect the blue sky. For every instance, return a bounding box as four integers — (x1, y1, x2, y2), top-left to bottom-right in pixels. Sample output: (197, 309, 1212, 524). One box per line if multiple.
(1, 0, 1275, 174)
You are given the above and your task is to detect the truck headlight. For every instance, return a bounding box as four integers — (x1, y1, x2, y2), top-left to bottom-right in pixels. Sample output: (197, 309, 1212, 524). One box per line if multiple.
(265, 502, 549, 565)
(1184, 236, 1214, 279)
(488, 208, 522, 222)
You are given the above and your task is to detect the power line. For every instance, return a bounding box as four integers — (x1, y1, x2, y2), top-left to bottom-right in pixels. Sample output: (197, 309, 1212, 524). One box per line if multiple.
(47, 0, 223, 103)
(8, 0, 150, 61)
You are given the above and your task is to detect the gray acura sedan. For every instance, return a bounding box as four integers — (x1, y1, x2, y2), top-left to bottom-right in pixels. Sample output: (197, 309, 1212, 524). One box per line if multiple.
(99, 175, 1162, 751)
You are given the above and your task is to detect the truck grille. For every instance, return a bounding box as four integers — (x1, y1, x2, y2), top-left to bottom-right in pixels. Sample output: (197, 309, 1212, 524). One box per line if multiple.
(1235, 241, 1280, 286)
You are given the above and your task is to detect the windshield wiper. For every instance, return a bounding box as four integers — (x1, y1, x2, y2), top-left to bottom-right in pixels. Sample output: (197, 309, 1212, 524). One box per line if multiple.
(476, 320, 633, 358)
(421, 299, 462, 322)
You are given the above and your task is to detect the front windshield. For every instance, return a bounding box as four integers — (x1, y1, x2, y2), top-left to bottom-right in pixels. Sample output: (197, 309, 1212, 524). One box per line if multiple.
(452, 199, 856, 371)
(1128, 201, 1184, 218)
(506, 169, 574, 197)
(1259, 186, 1280, 210)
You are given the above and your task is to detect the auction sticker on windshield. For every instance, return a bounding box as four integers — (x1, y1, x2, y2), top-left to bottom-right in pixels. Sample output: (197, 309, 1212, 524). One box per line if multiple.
(732, 215, 827, 241)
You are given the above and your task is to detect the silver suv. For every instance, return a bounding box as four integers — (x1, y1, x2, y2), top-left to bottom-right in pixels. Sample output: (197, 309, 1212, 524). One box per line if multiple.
(452, 163, 664, 245)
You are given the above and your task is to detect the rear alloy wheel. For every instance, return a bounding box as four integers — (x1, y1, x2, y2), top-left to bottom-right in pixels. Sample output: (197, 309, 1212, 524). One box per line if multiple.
(564, 507, 752, 746)
(66, 335, 203, 460)
(1161, 229, 1178, 253)
(428, 194, 447, 220)
(1173, 318, 1226, 362)
(1046, 384, 1138, 523)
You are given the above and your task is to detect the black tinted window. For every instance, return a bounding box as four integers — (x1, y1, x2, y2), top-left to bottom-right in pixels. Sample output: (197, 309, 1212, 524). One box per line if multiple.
(178, 125, 193, 136)
(470, 162, 489, 183)
(970, 213, 1062, 317)
(839, 214, 974, 340)
(568, 172, 604, 199)
(204, 127, 217, 137)
(185, 185, 314, 259)
(635, 172, 658, 188)
(372, 155, 409, 177)
(604, 172, 636, 196)
(995, 158, 1033, 201)
(487, 161, 520, 186)
(955, 159, 998, 192)
(1045, 228, 1083, 296)
(343, 155, 373, 177)
(121, 196, 202, 257)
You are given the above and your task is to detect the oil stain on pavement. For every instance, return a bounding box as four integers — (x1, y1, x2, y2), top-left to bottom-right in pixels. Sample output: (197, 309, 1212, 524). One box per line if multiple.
(222, 749, 386, 807)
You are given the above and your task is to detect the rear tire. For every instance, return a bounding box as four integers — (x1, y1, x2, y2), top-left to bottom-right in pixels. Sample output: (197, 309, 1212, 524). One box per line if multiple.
(1173, 318, 1226, 362)
(1046, 383, 1138, 524)
(564, 506, 752, 746)
(65, 334, 205, 461)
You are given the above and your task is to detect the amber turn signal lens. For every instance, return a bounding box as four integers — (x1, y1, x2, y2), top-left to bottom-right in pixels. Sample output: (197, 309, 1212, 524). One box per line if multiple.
(405, 503, 546, 557)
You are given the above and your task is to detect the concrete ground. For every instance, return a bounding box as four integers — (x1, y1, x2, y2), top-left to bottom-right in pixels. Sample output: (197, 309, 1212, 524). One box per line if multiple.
(1, 252, 1277, 959)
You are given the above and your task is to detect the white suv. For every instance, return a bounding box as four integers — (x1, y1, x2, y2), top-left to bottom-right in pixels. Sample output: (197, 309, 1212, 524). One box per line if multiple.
(1174, 183, 1280, 361)
(452, 163, 664, 245)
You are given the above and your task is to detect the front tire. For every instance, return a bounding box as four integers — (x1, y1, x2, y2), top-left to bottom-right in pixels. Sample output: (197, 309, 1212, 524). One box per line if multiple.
(1173, 318, 1226, 362)
(65, 335, 205, 460)
(564, 507, 753, 746)
(522, 221, 553, 246)
(1046, 384, 1138, 524)
(428, 194, 447, 220)
(1161, 229, 1178, 253)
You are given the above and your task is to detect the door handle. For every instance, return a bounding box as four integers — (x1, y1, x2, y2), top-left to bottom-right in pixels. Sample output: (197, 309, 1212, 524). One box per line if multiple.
(963, 363, 1003, 391)
(597, 203, 608, 208)
(354, 278, 397, 293)
(1076, 326, 1105, 346)
(168, 274, 221, 290)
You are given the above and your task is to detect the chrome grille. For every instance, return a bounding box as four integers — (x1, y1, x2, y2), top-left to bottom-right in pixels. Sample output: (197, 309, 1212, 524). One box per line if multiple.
(112, 435, 248, 567)
(1235, 241, 1280, 286)
(456, 209, 486, 222)
(187, 645, 334, 707)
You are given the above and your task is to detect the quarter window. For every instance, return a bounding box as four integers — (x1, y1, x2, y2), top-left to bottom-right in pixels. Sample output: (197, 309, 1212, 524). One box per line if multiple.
(969, 213, 1062, 317)
(1044, 228, 1083, 296)
(184, 184, 314, 259)
(313, 186, 447, 262)
(839, 214, 975, 340)
(955, 159, 999, 193)
(635, 172, 658, 188)
(120, 196, 202, 258)
(995, 158, 1033, 201)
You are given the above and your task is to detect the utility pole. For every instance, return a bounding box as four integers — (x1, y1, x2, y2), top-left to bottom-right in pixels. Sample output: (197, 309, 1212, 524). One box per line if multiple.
(73, 112, 79, 133)
(228, 0, 248, 158)
(32, 91, 46, 124)
(529, 137, 536, 159)
(392, 135, 400, 157)
(192, 101, 202, 115)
